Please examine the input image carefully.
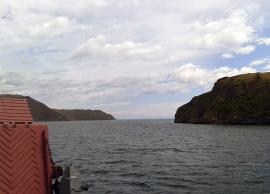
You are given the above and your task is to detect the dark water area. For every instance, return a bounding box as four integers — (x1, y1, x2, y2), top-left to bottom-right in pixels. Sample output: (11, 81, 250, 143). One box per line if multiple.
(47, 120, 270, 194)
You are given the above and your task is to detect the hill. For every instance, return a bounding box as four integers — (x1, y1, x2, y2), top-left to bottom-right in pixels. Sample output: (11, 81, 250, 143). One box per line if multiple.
(174, 72, 270, 124)
(54, 109, 114, 120)
(0, 94, 115, 121)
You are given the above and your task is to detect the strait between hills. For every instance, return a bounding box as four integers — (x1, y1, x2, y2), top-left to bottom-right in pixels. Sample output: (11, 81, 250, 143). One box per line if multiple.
(0, 94, 115, 121)
(175, 72, 270, 124)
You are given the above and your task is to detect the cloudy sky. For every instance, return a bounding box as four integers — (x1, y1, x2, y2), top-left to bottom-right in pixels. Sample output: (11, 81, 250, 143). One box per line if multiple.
(0, 0, 270, 119)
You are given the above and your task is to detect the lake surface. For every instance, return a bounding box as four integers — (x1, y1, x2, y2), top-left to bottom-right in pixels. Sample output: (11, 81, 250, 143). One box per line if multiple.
(47, 120, 270, 194)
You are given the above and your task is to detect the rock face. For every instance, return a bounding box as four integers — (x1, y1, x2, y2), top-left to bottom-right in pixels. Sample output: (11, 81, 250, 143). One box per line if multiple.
(175, 72, 270, 124)
(0, 94, 115, 121)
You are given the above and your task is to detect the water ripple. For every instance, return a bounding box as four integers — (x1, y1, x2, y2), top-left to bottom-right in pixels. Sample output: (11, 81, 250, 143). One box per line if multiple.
(48, 120, 270, 194)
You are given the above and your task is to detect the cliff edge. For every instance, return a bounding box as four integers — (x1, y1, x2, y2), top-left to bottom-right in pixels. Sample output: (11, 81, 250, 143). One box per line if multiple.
(175, 72, 270, 124)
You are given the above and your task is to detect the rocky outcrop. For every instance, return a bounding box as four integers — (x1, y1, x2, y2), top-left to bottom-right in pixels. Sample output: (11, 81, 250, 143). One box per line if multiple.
(0, 94, 115, 121)
(175, 72, 270, 124)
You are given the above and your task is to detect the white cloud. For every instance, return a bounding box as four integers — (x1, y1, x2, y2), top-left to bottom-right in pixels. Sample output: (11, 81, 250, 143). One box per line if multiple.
(0, 0, 269, 118)
(174, 63, 209, 87)
(1, 0, 109, 16)
(263, 64, 270, 70)
(69, 7, 261, 72)
(249, 58, 270, 66)
(73, 35, 161, 61)
(249, 57, 270, 70)
(192, 9, 256, 56)
(174, 63, 256, 89)
(30, 16, 76, 38)
(256, 37, 270, 46)
(235, 45, 255, 54)
(0, 63, 256, 104)
(214, 66, 256, 78)
(222, 53, 234, 59)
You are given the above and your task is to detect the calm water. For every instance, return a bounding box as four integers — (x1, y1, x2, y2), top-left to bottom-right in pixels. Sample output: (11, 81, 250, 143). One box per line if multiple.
(47, 120, 270, 194)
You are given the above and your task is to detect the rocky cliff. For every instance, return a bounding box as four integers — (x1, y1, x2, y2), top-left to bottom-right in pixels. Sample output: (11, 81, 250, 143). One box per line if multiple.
(0, 94, 115, 121)
(175, 72, 270, 124)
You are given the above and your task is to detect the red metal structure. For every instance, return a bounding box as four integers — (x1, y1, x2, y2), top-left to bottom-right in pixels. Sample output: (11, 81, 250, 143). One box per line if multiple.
(0, 98, 52, 194)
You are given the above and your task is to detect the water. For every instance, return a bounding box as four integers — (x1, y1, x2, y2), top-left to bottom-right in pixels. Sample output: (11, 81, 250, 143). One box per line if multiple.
(47, 120, 270, 194)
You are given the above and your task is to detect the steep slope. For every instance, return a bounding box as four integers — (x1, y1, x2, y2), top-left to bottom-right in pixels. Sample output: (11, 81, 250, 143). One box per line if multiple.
(175, 72, 270, 124)
(0, 94, 115, 121)
(54, 109, 115, 120)
(0, 94, 68, 121)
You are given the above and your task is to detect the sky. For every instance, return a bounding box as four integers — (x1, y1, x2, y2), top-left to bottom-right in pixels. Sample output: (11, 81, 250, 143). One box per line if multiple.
(0, 0, 270, 119)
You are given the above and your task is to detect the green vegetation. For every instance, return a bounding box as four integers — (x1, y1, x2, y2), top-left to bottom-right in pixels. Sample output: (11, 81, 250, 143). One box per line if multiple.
(0, 94, 115, 121)
(175, 72, 270, 124)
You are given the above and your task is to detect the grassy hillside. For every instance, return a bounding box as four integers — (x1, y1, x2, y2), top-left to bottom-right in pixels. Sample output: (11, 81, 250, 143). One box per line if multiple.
(0, 94, 67, 121)
(175, 72, 270, 124)
(0, 94, 115, 121)
(54, 109, 115, 120)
